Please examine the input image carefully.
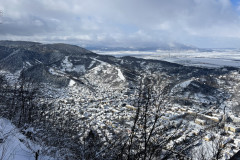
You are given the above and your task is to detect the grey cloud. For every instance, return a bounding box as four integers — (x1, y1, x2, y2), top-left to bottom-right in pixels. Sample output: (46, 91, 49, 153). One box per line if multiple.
(0, 0, 240, 48)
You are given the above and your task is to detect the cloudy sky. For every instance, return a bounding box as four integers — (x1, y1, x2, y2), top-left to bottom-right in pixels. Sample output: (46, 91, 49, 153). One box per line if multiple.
(0, 0, 240, 48)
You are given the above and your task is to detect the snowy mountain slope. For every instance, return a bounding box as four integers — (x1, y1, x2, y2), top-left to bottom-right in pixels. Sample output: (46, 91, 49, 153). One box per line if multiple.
(0, 117, 54, 160)
(84, 63, 127, 88)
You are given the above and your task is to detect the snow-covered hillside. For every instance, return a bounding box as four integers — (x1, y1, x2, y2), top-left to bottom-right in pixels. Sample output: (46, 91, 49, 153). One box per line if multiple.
(0, 118, 54, 160)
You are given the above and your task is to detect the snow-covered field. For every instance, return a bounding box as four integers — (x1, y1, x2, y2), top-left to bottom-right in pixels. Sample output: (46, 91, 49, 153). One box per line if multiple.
(95, 49, 240, 68)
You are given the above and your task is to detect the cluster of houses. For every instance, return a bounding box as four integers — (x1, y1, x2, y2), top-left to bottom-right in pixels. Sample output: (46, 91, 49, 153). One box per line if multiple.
(37, 70, 240, 159)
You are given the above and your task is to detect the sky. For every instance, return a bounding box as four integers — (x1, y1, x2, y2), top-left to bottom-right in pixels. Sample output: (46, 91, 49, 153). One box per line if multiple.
(0, 0, 240, 48)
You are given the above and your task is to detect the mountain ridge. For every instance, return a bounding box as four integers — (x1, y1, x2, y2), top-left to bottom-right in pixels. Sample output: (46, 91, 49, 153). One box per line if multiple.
(0, 40, 237, 103)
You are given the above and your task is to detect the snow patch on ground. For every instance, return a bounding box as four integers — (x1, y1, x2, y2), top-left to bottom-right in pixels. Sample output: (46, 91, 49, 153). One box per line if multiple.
(74, 65, 85, 73)
(116, 68, 125, 81)
(61, 56, 73, 72)
(88, 60, 96, 68)
(171, 79, 192, 93)
(61, 56, 86, 73)
(179, 80, 192, 88)
(69, 79, 76, 86)
(49, 68, 62, 76)
(25, 61, 32, 66)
